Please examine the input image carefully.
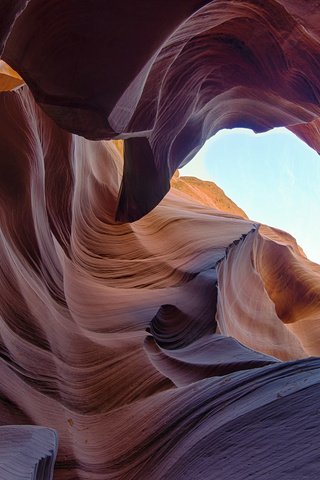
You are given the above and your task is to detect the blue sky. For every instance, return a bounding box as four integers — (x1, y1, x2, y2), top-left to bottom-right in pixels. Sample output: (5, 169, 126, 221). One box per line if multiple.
(180, 127, 320, 264)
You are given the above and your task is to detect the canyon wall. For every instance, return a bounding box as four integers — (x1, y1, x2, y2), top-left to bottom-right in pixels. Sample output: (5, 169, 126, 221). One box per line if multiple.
(1, 2, 320, 479)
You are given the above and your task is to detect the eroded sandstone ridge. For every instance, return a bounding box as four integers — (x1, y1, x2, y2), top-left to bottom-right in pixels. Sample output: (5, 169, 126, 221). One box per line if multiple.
(171, 171, 248, 218)
(1, 2, 320, 479)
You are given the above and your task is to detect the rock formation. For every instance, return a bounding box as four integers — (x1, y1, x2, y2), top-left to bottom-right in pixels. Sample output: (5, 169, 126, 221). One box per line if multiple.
(171, 171, 248, 219)
(1, 2, 320, 479)
(0, 426, 58, 480)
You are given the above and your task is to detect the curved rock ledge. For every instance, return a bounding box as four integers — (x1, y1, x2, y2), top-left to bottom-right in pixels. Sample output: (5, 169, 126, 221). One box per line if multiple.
(0, 425, 58, 480)
(2, 1, 320, 220)
(1, 2, 320, 479)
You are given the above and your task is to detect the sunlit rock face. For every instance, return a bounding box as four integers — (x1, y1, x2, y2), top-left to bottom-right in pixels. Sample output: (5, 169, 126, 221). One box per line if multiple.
(216, 227, 320, 361)
(171, 172, 249, 219)
(2, 2, 320, 479)
(0, 60, 23, 91)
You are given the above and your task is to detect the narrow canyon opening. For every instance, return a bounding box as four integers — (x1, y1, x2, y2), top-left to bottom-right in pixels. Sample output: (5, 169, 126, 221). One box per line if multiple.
(180, 127, 320, 263)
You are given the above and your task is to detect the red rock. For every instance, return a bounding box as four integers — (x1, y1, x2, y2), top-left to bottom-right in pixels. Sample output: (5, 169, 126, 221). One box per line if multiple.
(1, 2, 320, 479)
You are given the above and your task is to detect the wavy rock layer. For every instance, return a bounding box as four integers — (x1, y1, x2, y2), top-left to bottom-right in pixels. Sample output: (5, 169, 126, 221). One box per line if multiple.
(2, 1, 320, 220)
(0, 426, 58, 480)
(216, 228, 320, 360)
(1, 84, 320, 478)
(2, 2, 320, 479)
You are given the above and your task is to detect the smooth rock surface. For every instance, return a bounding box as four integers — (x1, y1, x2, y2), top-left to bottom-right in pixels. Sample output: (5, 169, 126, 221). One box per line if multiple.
(1, 2, 320, 479)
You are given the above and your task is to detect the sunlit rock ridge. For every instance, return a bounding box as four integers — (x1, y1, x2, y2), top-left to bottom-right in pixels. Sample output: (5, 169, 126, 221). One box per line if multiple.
(171, 171, 249, 219)
(1, 2, 320, 479)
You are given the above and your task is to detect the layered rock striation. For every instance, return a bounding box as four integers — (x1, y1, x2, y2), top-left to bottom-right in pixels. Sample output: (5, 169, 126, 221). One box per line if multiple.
(1, 2, 320, 479)
(2, 1, 320, 221)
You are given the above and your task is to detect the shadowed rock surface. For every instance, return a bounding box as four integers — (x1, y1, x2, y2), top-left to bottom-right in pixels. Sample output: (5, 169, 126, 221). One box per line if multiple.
(0, 426, 58, 480)
(1, 2, 320, 479)
(2, 0, 320, 220)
